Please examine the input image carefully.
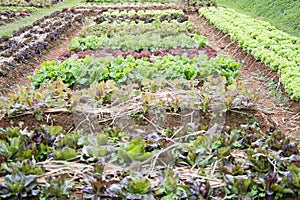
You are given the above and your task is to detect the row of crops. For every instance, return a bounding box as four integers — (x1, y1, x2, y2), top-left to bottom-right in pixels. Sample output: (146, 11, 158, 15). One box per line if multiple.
(199, 7, 300, 100)
(0, 6, 36, 27)
(0, 6, 35, 27)
(0, 1, 299, 200)
(0, 10, 84, 79)
(0, 0, 66, 28)
(0, 0, 64, 8)
(83, 0, 215, 7)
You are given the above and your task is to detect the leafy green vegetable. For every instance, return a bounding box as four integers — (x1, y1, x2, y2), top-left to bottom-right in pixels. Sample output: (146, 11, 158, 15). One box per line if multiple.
(1, 158, 44, 175)
(30, 55, 240, 88)
(101, 9, 184, 18)
(155, 170, 190, 199)
(69, 33, 206, 52)
(199, 7, 300, 100)
(0, 78, 71, 117)
(118, 137, 152, 162)
(0, 172, 39, 199)
(40, 176, 74, 200)
(81, 20, 199, 38)
(53, 147, 78, 160)
(83, 176, 121, 199)
(58, 131, 83, 149)
(79, 134, 109, 162)
(125, 176, 151, 194)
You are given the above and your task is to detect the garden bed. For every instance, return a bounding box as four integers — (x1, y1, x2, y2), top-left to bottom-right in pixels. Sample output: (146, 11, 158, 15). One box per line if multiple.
(0, 3, 299, 200)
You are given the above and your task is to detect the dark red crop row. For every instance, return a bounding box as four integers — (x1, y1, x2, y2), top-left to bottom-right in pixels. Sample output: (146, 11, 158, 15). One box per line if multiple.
(0, 10, 31, 27)
(0, 0, 65, 8)
(0, 10, 84, 77)
(59, 47, 217, 62)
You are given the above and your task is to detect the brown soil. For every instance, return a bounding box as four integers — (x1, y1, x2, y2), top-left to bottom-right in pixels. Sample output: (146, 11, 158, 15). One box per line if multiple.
(0, 108, 271, 135)
(188, 14, 300, 144)
(0, 112, 74, 132)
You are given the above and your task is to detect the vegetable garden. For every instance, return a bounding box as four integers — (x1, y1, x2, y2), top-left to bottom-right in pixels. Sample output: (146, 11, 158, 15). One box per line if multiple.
(0, 0, 299, 199)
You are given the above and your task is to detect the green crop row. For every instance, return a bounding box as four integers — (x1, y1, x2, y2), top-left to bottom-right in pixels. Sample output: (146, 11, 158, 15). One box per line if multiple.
(30, 55, 240, 88)
(101, 9, 184, 17)
(216, 0, 300, 37)
(69, 33, 208, 52)
(199, 7, 300, 100)
(79, 2, 177, 8)
(83, 0, 177, 3)
(80, 20, 198, 38)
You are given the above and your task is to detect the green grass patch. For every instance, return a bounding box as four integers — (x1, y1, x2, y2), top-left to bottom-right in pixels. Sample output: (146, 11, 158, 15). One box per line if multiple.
(216, 0, 300, 37)
(0, 0, 81, 37)
(0, 6, 37, 11)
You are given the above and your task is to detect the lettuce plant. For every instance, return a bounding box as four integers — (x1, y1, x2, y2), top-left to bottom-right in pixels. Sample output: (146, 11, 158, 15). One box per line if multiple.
(0, 172, 39, 199)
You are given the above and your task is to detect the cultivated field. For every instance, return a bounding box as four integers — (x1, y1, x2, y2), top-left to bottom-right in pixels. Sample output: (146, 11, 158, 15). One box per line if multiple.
(0, 0, 299, 199)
